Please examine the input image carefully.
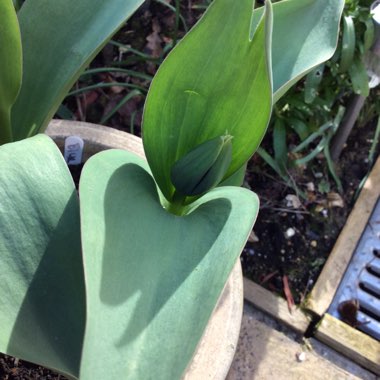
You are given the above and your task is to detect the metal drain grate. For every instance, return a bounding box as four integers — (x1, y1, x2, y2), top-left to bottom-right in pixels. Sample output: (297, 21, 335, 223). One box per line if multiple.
(329, 197, 380, 340)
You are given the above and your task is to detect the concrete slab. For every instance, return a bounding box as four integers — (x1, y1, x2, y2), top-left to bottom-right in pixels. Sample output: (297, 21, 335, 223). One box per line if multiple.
(227, 303, 377, 380)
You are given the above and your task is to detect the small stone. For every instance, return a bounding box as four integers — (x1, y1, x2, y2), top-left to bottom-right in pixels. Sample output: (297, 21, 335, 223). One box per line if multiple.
(296, 352, 306, 362)
(248, 230, 259, 243)
(306, 182, 315, 192)
(285, 194, 302, 209)
(310, 240, 317, 248)
(285, 228, 296, 238)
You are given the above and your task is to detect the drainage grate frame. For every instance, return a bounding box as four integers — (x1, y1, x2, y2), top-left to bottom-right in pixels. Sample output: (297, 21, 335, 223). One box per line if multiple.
(328, 197, 380, 341)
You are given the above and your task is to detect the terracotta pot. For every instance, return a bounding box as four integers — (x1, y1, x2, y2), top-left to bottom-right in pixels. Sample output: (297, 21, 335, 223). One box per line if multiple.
(45, 119, 243, 380)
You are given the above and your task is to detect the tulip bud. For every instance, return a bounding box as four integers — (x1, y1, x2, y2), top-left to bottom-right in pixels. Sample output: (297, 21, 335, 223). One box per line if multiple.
(170, 134, 233, 196)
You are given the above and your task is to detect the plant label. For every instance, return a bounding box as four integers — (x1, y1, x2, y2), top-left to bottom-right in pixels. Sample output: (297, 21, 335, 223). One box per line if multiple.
(64, 136, 84, 165)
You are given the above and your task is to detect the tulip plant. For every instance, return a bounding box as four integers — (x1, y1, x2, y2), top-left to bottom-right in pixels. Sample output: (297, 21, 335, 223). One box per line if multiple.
(0, 0, 343, 379)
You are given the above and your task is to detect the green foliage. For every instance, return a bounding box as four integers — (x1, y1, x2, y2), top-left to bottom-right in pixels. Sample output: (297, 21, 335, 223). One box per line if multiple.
(0, 0, 22, 144)
(78, 149, 259, 379)
(0, 0, 344, 378)
(143, 0, 273, 202)
(6, 0, 145, 142)
(171, 134, 233, 199)
(258, 0, 376, 192)
(253, 0, 345, 102)
(340, 15, 356, 73)
(0, 135, 85, 379)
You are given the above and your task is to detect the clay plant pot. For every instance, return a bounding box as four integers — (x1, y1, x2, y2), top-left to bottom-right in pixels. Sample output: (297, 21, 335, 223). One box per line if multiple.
(45, 119, 243, 380)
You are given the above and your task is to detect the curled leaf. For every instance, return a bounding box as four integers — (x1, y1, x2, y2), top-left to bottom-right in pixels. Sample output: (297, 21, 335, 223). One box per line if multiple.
(339, 15, 355, 73)
(171, 135, 232, 197)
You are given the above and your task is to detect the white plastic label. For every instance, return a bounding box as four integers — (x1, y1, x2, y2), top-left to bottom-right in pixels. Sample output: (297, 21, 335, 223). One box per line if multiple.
(373, 1, 380, 24)
(64, 136, 84, 165)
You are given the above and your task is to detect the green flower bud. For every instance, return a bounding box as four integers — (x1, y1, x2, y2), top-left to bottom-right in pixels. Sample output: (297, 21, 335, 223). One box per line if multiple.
(171, 134, 233, 197)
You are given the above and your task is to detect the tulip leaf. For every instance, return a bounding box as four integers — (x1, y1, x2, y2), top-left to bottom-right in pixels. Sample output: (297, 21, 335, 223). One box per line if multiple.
(0, 0, 22, 144)
(171, 135, 232, 197)
(143, 0, 273, 201)
(11, 0, 145, 141)
(252, 0, 344, 102)
(79, 149, 259, 380)
(0, 135, 85, 379)
(339, 15, 356, 74)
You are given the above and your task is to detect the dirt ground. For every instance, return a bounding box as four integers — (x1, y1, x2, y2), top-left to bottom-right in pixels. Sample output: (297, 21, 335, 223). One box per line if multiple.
(242, 116, 379, 304)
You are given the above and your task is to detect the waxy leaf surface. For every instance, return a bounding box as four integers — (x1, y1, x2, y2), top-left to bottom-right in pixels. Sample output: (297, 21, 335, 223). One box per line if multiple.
(79, 149, 259, 379)
(0, 135, 85, 379)
(143, 0, 273, 201)
(0, 0, 22, 144)
(252, 0, 345, 102)
(11, 0, 144, 141)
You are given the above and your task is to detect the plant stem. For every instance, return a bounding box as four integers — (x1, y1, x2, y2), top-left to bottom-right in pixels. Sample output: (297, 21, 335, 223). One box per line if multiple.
(330, 94, 366, 160)
(0, 111, 13, 145)
(368, 115, 380, 165)
(167, 190, 187, 216)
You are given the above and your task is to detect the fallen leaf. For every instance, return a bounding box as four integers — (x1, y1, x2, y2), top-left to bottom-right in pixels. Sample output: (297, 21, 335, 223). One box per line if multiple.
(146, 18, 163, 58)
(283, 275, 295, 313)
(260, 271, 279, 285)
(101, 73, 125, 94)
(307, 191, 317, 203)
(327, 192, 344, 208)
(338, 299, 360, 327)
(75, 90, 99, 119)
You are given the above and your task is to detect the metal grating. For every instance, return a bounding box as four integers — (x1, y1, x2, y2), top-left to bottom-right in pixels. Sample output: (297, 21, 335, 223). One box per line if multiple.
(329, 197, 380, 340)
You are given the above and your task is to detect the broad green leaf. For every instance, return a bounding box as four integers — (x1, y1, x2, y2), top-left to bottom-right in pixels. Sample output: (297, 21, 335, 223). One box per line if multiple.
(11, 0, 145, 141)
(0, 135, 85, 379)
(79, 149, 259, 380)
(252, 0, 344, 102)
(0, 0, 22, 144)
(143, 0, 273, 201)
